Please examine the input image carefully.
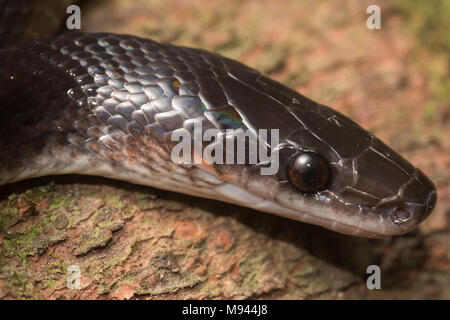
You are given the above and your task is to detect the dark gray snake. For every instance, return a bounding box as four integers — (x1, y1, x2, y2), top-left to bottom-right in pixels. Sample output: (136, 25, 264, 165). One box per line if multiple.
(0, 7, 437, 238)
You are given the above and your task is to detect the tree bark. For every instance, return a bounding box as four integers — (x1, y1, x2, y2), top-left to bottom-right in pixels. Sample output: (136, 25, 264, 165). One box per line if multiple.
(0, 175, 447, 299)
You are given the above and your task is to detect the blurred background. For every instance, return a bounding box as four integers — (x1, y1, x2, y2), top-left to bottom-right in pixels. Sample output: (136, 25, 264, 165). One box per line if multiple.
(0, 0, 448, 299)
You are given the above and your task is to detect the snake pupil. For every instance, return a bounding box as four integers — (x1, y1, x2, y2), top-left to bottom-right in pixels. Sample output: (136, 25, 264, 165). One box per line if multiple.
(288, 152, 330, 193)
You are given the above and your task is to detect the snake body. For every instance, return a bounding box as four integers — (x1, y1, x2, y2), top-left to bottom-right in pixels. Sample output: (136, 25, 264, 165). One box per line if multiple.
(0, 32, 437, 238)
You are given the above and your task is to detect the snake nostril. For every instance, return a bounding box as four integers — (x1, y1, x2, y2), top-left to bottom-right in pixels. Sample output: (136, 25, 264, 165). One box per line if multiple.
(391, 207, 412, 224)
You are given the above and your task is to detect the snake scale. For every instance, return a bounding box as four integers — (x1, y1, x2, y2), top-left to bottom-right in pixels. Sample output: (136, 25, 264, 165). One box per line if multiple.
(0, 5, 437, 238)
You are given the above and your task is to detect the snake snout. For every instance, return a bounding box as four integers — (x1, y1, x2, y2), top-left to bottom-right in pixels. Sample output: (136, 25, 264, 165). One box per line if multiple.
(392, 168, 437, 227)
(368, 166, 437, 235)
(389, 199, 433, 228)
(422, 190, 438, 222)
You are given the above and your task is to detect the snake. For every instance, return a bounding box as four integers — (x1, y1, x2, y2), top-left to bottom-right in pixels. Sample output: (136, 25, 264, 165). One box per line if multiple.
(0, 3, 437, 239)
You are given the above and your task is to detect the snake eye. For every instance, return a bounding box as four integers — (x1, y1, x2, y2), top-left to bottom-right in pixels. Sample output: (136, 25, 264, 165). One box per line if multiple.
(287, 152, 331, 193)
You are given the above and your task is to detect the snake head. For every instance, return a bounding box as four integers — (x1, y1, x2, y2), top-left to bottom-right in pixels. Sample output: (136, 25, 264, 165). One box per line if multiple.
(238, 103, 437, 238)
(196, 55, 436, 238)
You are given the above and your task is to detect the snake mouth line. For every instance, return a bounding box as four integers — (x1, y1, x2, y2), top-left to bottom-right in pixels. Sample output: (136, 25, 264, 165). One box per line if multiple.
(210, 181, 410, 238)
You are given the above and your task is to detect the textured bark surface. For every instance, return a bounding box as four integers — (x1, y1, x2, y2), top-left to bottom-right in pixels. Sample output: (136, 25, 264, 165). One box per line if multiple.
(0, 175, 447, 299)
(0, 0, 449, 299)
